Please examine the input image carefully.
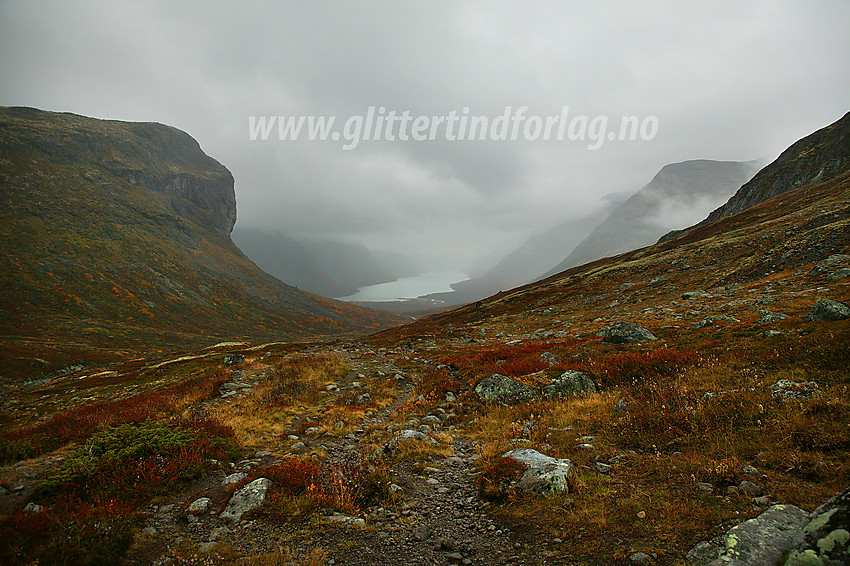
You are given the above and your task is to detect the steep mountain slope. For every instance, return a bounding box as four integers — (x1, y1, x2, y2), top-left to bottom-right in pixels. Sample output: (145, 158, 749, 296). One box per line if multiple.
(0, 107, 399, 369)
(545, 159, 760, 276)
(428, 194, 627, 305)
(661, 110, 850, 242)
(232, 227, 419, 299)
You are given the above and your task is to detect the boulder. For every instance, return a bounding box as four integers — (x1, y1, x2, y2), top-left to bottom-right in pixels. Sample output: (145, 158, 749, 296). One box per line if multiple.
(475, 374, 538, 405)
(223, 354, 245, 366)
(541, 370, 596, 399)
(784, 486, 850, 566)
(600, 322, 657, 344)
(502, 448, 574, 495)
(187, 497, 211, 515)
(770, 380, 822, 400)
(758, 310, 788, 324)
(804, 299, 850, 322)
(220, 478, 272, 523)
(686, 504, 808, 566)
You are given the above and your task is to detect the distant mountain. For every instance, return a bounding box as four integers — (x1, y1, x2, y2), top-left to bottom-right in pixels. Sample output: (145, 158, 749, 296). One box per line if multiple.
(0, 106, 399, 356)
(544, 159, 761, 276)
(430, 194, 628, 305)
(661, 111, 850, 242)
(232, 227, 419, 298)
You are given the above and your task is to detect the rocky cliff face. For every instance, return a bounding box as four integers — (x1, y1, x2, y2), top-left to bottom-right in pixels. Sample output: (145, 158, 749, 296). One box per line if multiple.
(0, 106, 398, 354)
(661, 111, 850, 242)
(0, 106, 236, 238)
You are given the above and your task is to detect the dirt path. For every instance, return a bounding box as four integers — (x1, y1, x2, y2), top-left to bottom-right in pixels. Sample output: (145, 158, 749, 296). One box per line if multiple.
(124, 349, 548, 566)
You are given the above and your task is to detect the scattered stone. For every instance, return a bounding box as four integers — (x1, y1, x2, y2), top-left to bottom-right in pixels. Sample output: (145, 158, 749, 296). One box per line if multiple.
(692, 315, 740, 329)
(209, 526, 231, 541)
(475, 374, 538, 405)
(804, 298, 850, 322)
(222, 472, 247, 485)
(255, 450, 272, 458)
(23, 502, 43, 513)
(290, 441, 307, 452)
(502, 448, 574, 495)
(827, 268, 850, 280)
(759, 310, 788, 324)
(223, 354, 245, 366)
(784, 486, 850, 566)
(629, 552, 652, 565)
(770, 379, 822, 400)
(541, 370, 596, 399)
(445, 392, 457, 403)
(600, 321, 657, 344)
(327, 513, 366, 528)
(595, 462, 611, 474)
(686, 504, 808, 566)
(539, 352, 560, 366)
(220, 478, 272, 523)
(187, 497, 211, 515)
(742, 465, 763, 478)
(198, 541, 217, 553)
(808, 254, 850, 278)
(696, 482, 714, 493)
(738, 480, 763, 497)
(763, 330, 784, 338)
(351, 393, 372, 405)
(683, 290, 708, 300)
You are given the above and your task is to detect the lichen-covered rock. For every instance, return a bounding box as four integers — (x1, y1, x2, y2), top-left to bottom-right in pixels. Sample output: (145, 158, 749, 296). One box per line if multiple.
(804, 299, 850, 322)
(220, 478, 272, 523)
(541, 370, 596, 399)
(759, 310, 788, 324)
(600, 321, 657, 344)
(686, 504, 808, 565)
(187, 497, 211, 515)
(475, 374, 538, 405)
(502, 448, 574, 495)
(223, 353, 245, 366)
(770, 379, 822, 400)
(784, 486, 850, 566)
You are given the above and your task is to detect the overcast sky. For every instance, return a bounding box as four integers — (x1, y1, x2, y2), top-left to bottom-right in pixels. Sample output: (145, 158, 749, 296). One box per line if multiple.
(1, 1, 848, 271)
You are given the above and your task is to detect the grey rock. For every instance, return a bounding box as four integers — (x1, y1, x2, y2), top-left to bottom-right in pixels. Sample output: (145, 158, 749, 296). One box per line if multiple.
(784, 486, 850, 566)
(686, 504, 808, 566)
(222, 471, 248, 485)
(770, 379, 822, 400)
(595, 462, 611, 474)
(445, 391, 457, 403)
(220, 478, 272, 523)
(199, 541, 217, 553)
(615, 398, 628, 414)
(804, 298, 850, 322)
(692, 315, 740, 329)
(421, 415, 441, 425)
(630, 552, 652, 565)
(23, 502, 43, 513)
(683, 290, 708, 300)
(759, 310, 788, 324)
(763, 330, 784, 338)
(290, 441, 307, 452)
(187, 497, 211, 515)
(502, 448, 574, 495)
(738, 480, 763, 497)
(600, 321, 657, 344)
(475, 374, 538, 405)
(539, 352, 560, 366)
(541, 370, 596, 399)
(809, 254, 850, 278)
(696, 482, 714, 493)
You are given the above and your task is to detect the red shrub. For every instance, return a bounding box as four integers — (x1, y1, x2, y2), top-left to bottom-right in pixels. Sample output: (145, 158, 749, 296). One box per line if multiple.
(592, 347, 701, 386)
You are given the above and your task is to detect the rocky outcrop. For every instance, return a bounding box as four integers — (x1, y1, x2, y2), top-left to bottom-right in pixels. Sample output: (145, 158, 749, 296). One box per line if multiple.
(784, 486, 850, 566)
(804, 298, 850, 322)
(686, 504, 809, 566)
(599, 322, 657, 344)
(0, 106, 237, 238)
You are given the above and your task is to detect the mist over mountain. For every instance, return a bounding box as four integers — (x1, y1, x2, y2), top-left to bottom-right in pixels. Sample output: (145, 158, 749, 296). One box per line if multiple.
(427, 193, 630, 305)
(544, 159, 761, 277)
(232, 227, 419, 298)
